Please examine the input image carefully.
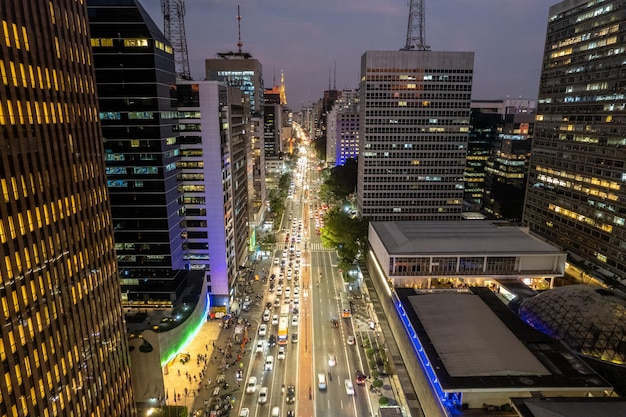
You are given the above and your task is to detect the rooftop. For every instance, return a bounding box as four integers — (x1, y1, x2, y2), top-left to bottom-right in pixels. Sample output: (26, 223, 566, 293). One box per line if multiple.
(396, 287, 612, 391)
(371, 221, 563, 256)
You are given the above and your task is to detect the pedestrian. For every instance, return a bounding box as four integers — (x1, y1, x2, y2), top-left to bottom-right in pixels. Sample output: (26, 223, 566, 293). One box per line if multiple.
(205, 344, 208, 351)
(208, 377, 212, 385)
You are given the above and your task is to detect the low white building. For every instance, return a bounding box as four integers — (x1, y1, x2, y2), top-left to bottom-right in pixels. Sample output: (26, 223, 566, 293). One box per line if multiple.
(368, 220, 567, 289)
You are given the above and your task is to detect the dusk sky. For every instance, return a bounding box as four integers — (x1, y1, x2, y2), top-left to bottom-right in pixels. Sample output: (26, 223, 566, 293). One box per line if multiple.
(142, 0, 552, 110)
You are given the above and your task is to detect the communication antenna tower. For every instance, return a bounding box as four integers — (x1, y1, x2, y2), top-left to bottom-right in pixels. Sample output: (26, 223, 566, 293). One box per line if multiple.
(161, 0, 191, 79)
(402, 0, 430, 51)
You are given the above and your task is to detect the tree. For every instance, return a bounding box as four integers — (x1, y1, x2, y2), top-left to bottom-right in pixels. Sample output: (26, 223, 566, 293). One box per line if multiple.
(320, 207, 368, 274)
(320, 158, 358, 203)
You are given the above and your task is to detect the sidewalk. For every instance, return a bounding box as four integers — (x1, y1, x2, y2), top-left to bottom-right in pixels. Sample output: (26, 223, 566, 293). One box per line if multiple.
(163, 262, 271, 416)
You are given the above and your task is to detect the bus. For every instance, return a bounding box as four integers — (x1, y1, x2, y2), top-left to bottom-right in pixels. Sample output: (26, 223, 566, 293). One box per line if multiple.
(340, 292, 351, 318)
(277, 304, 290, 345)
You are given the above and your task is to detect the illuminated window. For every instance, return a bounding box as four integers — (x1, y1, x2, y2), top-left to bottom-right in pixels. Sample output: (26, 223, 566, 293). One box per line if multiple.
(123, 38, 148, 47)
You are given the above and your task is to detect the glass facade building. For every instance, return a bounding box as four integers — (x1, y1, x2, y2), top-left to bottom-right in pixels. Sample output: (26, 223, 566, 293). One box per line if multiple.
(0, 1, 135, 415)
(88, 0, 192, 303)
(357, 51, 474, 221)
(523, 0, 626, 282)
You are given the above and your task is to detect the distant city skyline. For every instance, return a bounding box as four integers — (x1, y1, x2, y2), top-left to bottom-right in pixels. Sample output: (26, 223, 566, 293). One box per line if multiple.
(141, 0, 550, 109)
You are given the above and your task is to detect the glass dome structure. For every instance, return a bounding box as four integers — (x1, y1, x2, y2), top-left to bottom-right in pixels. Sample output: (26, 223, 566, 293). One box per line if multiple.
(519, 285, 626, 365)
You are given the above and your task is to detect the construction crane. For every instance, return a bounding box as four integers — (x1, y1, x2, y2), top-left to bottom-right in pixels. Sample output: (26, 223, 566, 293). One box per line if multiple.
(161, 0, 191, 79)
(403, 0, 430, 51)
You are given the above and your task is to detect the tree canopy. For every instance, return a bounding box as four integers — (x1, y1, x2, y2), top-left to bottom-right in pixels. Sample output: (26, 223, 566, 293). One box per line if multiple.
(319, 158, 358, 203)
(320, 207, 368, 276)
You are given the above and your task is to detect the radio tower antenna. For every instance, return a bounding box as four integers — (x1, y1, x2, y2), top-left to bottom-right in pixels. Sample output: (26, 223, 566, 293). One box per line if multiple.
(161, 0, 191, 79)
(402, 0, 430, 51)
(236, 5, 243, 53)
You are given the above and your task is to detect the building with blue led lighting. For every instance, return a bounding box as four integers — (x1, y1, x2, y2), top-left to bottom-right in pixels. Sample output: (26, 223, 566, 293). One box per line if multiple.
(365, 221, 613, 417)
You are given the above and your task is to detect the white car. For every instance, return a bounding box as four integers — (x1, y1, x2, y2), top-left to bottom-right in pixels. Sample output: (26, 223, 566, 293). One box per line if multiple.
(328, 353, 336, 367)
(347, 335, 355, 345)
(291, 315, 298, 326)
(276, 287, 283, 296)
(293, 297, 300, 306)
(265, 355, 274, 371)
(258, 387, 268, 404)
(293, 287, 299, 296)
(263, 309, 271, 322)
(258, 324, 267, 337)
(272, 315, 279, 326)
(277, 346, 285, 360)
(285, 287, 291, 298)
(239, 408, 250, 417)
(345, 379, 355, 395)
(246, 376, 257, 393)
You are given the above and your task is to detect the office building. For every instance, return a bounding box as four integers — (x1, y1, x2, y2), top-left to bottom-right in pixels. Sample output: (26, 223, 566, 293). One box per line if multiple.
(206, 54, 265, 248)
(173, 81, 250, 307)
(467, 99, 535, 219)
(0, 1, 135, 415)
(523, 0, 626, 284)
(205, 55, 263, 116)
(357, 51, 474, 221)
(326, 89, 359, 166)
(89, 0, 198, 304)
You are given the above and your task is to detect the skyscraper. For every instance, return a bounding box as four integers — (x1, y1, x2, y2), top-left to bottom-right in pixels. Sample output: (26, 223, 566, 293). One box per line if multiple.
(0, 1, 135, 415)
(326, 89, 359, 166)
(523, 0, 626, 284)
(88, 0, 193, 303)
(357, 51, 474, 221)
(173, 81, 249, 307)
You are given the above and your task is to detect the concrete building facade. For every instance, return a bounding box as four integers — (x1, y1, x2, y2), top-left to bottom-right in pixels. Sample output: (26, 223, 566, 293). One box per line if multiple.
(0, 1, 136, 415)
(357, 51, 474, 221)
(523, 0, 626, 284)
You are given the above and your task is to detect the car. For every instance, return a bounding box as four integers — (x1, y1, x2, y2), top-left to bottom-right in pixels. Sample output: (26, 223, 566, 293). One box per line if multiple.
(258, 324, 267, 337)
(355, 370, 367, 385)
(347, 335, 355, 345)
(273, 298, 280, 308)
(246, 376, 257, 393)
(328, 353, 336, 367)
(272, 314, 279, 325)
(345, 379, 355, 395)
(285, 287, 291, 297)
(291, 332, 298, 343)
(239, 409, 250, 417)
(258, 387, 268, 404)
(293, 287, 299, 296)
(266, 301, 272, 309)
(271, 406, 280, 417)
(277, 346, 286, 360)
(293, 297, 299, 306)
(256, 341, 264, 353)
(331, 318, 339, 328)
(263, 309, 271, 322)
(276, 287, 283, 296)
(287, 410, 295, 417)
(269, 334, 276, 346)
(265, 355, 274, 371)
(286, 385, 296, 403)
(291, 315, 298, 326)
(273, 258, 279, 265)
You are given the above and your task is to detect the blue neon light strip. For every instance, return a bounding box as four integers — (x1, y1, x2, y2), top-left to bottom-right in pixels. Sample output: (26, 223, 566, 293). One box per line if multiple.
(392, 292, 455, 417)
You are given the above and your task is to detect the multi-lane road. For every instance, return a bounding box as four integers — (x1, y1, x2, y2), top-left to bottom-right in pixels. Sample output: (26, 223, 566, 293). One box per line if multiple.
(237, 153, 380, 417)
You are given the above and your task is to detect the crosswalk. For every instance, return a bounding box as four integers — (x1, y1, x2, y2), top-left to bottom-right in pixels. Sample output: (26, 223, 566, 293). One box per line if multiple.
(274, 242, 331, 252)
